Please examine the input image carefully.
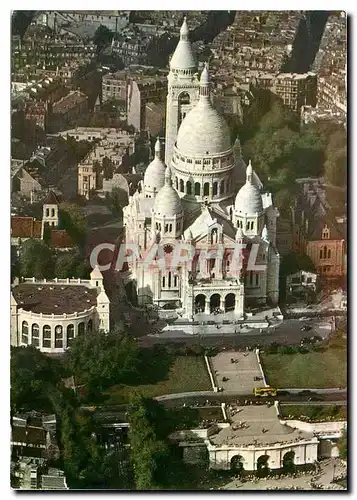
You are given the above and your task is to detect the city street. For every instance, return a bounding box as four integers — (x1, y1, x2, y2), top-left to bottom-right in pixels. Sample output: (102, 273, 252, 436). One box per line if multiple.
(138, 317, 335, 348)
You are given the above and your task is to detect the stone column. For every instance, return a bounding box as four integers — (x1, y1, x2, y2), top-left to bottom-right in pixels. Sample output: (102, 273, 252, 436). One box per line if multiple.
(204, 297, 210, 314)
(220, 296, 225, 311)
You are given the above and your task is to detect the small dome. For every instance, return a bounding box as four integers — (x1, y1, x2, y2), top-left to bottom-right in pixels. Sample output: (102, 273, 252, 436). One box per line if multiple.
(235, 163, 263, 214)
(170, 18, 196, 70)
(176, 99, 231, 156)
(200, 63, 210, 85)
(144, 138, 166, 193)
(154, 167, 183, 216)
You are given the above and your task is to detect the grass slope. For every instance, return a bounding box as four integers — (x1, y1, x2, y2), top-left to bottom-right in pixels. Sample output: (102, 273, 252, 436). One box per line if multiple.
(103, 356, 211, 404)
(261, 347, 347, 389)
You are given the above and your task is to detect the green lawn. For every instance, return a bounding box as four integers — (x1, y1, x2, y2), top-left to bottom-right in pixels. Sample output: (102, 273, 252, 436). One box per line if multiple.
(281, 405, 347, 421)
(103, 356, 211, 404)
(261, 347, 347, 389)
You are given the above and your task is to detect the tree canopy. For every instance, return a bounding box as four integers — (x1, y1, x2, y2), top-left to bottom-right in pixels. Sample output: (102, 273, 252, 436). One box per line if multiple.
(10, 346, 62, 413)
(19, 238, 54, 279)
(64, 330, 141, 397)
(60, 204, 87, 247)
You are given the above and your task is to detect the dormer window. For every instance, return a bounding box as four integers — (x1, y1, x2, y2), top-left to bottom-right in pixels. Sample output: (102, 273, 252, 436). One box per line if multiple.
(322, 226, 330, 239)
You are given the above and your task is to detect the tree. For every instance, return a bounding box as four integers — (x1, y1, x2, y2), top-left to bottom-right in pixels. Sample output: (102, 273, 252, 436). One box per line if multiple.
(127, 394, 170, 490)
(19, 238, 54, 279)
(94, 25, 114, 53)
(10, 346, 61, 413)
(106, 187, 128, 216)
(64, 330, 141, 397)
(60, 204, 87, 247)
(54, 250, 90, 279)
(280, 252, 315, 277)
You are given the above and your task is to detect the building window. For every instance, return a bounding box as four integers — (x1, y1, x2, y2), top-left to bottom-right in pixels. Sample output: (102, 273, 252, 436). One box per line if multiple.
(180, 179, 184, 192)
(31, 324, 39, 347)
(42, 325, 51, 348)
(46, 208, 49, 217)
(204, 183, 209, 196)
(22, 321, 28, 344)
(307, 277, 312, 283)
(186, 181, 192, 195)
(174, 276, 178, 287)
(320, 249, 323, 259)
(256, 273, 259, 286)
(175, 178, 178, 190)
(162, 276, 165, 288)
(168, 272, 172, 288)
(51, 208, 55, 217)
(78, 322, 85, 335)
(55, 325, 63, 348)
(67, 324, 75, 347)
(323, 246, 327, 259)
(194, 182, 200, 196)
(327, 249, 331, 259)
(169, 223, 172, 232)
(213, 182, 218, 196)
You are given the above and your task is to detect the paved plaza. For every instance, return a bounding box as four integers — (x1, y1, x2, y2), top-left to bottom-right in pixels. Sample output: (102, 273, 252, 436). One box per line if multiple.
(221, 458, 347, 490)
(211, 351, 263, 393)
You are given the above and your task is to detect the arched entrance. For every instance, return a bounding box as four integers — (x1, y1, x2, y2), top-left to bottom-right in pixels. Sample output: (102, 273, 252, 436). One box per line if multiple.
(194, 182, 200, 196)
(203, 182, 209, 196)
(257, 455, 270, 477)
(195, 294, 206, 313)
(231, 455, 244, 473)
(210, 293, 221, 313)
(225, 293, 235, 312)
(186, 180, 192, 195)
(282, 451, 295, 472)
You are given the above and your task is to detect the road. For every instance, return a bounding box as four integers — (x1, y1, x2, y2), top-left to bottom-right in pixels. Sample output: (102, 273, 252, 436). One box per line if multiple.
(82, 391, 347, 417)
(138, 318, 334, 348)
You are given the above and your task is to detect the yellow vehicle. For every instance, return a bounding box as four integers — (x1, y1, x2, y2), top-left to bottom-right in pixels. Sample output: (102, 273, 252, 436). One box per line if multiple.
(254, 387, 277, 397)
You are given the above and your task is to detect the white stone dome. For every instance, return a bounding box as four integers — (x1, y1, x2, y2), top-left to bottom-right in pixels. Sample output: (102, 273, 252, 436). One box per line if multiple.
(235, 162, 263, 214)
(154, 167, 183, 216)
(170, 17, 196, 71)
(176, 99, 231, 156)
(144, 139, 166, 193)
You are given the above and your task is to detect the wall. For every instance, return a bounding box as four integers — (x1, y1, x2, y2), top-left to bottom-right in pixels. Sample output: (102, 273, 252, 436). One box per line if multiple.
(281, 418, 346, 437)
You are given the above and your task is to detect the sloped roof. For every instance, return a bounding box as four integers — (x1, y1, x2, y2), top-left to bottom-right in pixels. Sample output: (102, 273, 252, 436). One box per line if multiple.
(49, 230, 75, 249)
(11, 217, 42, 239)
(43, 190, 60, 205)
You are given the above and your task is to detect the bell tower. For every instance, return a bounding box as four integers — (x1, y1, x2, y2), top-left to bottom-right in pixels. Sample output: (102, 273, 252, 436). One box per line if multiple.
(165, 17, 199, 167)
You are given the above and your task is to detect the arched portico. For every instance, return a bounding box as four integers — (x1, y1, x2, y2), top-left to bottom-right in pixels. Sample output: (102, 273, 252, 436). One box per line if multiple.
(231, 455, 245, 473)
(210, 293, 221, 313)
(195, 294, 206, 313)
(256, 455, 270, 477)
(225, 293, 235, 312)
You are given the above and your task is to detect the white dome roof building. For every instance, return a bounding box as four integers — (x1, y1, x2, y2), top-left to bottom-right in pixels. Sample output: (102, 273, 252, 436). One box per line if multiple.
(123, 17, 280, 315)
(143, 138, 167, 198)
(234, 161, 265, 237)
(171, 64, 241, 203)
(169, 17, 197, 73)
(152, 166, 184, 240)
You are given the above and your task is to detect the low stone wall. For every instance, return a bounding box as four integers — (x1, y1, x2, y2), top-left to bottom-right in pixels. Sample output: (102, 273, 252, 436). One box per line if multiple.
(205, 355, 218, 392)
(281, 419, 347, 437)
(255, 348, 268, 387)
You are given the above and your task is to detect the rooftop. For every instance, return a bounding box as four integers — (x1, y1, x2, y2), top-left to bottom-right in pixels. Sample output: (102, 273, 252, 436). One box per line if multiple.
(11, 217, 42, 239)
(12, 284, 97, 315)
(209, 405, 313, 447)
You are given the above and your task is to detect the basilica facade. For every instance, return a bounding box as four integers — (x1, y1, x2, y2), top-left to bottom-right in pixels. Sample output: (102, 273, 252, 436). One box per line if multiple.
(123, 18, 280, 318)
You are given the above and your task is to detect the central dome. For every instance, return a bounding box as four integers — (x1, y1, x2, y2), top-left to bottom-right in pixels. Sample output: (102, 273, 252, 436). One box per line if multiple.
(176, 97, 231, 157)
